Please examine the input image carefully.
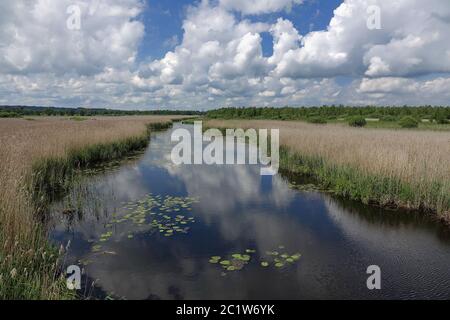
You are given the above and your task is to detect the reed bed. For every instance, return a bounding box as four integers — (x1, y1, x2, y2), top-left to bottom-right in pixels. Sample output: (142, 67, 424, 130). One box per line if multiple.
(205, 119, 450, 221)
(0, 116, 181, 299)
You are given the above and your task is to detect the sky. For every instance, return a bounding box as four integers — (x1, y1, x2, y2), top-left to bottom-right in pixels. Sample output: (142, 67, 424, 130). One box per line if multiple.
(0, 0, 450, 110)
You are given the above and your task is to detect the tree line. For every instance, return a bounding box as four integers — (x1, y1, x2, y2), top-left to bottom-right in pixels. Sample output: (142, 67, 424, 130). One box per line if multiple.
(206, 106, 450, 123)
(0, 106, 204, 118)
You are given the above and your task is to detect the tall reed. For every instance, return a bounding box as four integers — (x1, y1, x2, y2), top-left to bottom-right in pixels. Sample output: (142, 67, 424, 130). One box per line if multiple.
(205, 119, 450, 221)
(0, 116, 180, 299)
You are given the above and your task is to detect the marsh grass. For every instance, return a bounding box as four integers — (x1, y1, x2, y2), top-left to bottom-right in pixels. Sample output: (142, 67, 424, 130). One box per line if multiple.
(181, 117, 204, 125)
(29, 123, 165, 212)
(205, 119, 450, 222)
(0, 116, 181, 299)
(69, 116, 90, 122)
(147, 121, 173, 132)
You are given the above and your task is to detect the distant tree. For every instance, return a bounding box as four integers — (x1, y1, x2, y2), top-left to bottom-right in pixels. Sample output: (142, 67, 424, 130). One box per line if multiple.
(349, 116, 367, 127)
(434, 112, 449, 124)
(399, 116, 419, 128)
(307, 116, 327, 124)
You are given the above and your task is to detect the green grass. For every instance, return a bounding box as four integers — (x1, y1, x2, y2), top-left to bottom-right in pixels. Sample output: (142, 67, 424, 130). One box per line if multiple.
(147, 121, 174, 131)
(280, 146, 450, 222)
(181, 117, 204, 125)
(328, 118, 450, 131)
(307, 116, 327, 124)
(0, 230, 74, 300)
(29, 122, 172, 212)
(205, 116, 450, 131)
(69, 116, 90, 122)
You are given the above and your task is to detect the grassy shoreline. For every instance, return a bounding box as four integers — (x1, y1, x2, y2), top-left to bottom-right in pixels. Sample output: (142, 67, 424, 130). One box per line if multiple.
(30, 122, 171, 212)
(204, 119, 450, 224)
(0, 118, 175, 299)
(279, 146, 449, 223)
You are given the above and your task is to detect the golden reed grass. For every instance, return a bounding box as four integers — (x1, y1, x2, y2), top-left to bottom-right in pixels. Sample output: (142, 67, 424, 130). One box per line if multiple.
(0, 116, 181, 299)
(205, 119, 450, 220)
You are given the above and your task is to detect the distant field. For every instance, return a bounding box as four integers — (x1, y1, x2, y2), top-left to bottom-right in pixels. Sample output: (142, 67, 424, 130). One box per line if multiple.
(329, 118, 450, 131)
(206, 106, 450, 131)
(205, 119, 450, 221)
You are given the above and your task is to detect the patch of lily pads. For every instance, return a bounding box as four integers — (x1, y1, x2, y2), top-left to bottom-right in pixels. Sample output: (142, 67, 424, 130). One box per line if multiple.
(209, 252, 253, 272)
(116, 193, 199, 237)
(288, 181, 325, 192)
(209, 246, 301, 275)
(262, 247, 301, 268)
(89, 193, 200, 254)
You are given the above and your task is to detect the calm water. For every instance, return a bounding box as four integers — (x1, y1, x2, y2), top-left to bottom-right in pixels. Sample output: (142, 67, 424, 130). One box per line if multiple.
(50, 124, 450, 300)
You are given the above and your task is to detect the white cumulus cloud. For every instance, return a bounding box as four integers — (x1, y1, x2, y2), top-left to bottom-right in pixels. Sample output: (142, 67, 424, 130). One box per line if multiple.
(0, 0, 144, 76)
(0, 0, 450, 109)
(219, 0, 303, 15)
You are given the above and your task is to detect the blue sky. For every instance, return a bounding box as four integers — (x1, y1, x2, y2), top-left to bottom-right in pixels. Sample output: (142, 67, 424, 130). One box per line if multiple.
(0, 0, 449, 110)
(138, 0, 343, 61)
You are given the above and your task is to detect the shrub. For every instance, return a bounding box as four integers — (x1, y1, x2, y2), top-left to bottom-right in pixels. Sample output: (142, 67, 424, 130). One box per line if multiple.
(0, 111, 21, 118)
(435, 114, 449, 124)
(307, 116, 327, 124)
(70, 116, 89, 122)
(368, 113, 382, 119)
(348, 116, 367, 127)
(399, 116, 419, 128)
(381, 115, 397, 122)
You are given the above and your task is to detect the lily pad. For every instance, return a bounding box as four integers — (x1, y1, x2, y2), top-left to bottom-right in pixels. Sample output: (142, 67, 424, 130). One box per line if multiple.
(291, 254, 301, 261)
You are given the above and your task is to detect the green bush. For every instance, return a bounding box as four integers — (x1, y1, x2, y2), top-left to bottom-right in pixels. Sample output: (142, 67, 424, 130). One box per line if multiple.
(435, 114, 449, 124)
(0, 111, 21, 118)
(381, 115, 397, 122)
(348, 116, 367, 127)
(307, 116, 327, 124)
(399, 116, 419, 128)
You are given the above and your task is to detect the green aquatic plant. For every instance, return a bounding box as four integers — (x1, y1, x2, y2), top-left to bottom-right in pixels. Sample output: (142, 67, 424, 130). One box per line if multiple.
(209, 256, 221, 264)
(209, 250, 257, 275)
(92, 245, 102, 253)
(87, 193, 200, 262)
(263, 250, 302, 269)
(288, 181, 326, 192)
(210, 246, 301, 275)
(117, 194, 197, 231)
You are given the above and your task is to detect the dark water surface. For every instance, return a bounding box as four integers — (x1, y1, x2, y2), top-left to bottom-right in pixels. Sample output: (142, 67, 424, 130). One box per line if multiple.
(50, 124, 450, 300)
